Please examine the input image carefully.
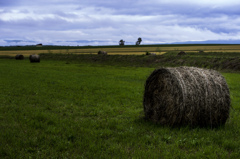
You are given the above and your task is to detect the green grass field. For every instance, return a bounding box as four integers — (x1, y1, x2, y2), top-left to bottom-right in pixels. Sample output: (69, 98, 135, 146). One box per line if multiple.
(0, 56, 240, 158)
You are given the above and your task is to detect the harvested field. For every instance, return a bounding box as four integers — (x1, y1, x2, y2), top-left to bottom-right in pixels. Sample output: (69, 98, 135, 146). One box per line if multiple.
(0, 50, 165, 56)
(1, 44, 240, 56)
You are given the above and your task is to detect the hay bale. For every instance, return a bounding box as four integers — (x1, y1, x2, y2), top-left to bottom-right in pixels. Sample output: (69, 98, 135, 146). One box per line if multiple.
(98, 51, 107, 55)
(15, 54, 24, 60)
(178, 51, 186, 56)
(29, 54, 40, 63)
(143, 66, 230, 128)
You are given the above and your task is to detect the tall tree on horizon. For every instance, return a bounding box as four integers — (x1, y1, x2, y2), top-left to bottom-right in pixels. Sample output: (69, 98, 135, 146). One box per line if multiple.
(119, 39, 125, 46)
(136, 37, 142, 45)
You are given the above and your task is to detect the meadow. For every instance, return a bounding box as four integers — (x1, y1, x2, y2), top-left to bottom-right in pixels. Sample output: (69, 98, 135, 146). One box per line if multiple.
(1, 45, 240, 158)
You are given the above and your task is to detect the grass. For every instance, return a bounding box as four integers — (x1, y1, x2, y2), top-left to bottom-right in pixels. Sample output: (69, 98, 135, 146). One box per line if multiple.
(0, 57, 240, 158)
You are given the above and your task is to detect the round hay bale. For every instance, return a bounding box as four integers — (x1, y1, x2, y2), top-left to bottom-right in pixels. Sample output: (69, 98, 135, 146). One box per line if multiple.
(143, 66, 230, 128)
(98, 51, 107, 55)
(178, 51, 186, 56)
(15, 54, 24, 60)
(29, 54, 40, 63)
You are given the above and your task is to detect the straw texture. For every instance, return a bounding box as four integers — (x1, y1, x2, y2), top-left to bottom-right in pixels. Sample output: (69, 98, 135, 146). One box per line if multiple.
(143, 66, 230, 127)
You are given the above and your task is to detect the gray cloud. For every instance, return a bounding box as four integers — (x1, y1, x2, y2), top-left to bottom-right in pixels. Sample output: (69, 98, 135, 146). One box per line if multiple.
(1, 0, 240, 46)
(4, 39, 36, 43)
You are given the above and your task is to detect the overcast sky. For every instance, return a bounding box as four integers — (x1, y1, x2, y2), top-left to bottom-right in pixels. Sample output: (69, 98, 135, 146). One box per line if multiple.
(1, 0, 240, 46)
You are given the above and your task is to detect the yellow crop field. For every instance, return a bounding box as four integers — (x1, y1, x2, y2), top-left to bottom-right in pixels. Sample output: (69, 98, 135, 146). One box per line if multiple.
(1, 45, 240, 56)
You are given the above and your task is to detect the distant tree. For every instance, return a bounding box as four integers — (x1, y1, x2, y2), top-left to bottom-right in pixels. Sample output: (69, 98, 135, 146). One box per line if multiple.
(136, 37, 142, 45)
(138, 37, 142, 43)
(119, 39, 125, 46)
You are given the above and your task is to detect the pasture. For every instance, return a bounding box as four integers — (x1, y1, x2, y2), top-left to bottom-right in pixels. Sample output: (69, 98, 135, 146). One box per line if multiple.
(1, 45, 240, 158)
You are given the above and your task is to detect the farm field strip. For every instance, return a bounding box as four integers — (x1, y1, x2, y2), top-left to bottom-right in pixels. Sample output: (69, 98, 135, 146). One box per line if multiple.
(0, 50, 166, 56)
(74, 52, 167, 55)
(1, 45, 240, 56)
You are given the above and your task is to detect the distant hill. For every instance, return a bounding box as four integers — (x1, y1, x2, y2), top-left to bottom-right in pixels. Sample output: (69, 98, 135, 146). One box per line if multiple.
(171, 39, 240, 44)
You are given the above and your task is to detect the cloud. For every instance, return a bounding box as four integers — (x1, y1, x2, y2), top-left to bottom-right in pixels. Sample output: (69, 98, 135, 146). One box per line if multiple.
(4, 39, 36, 43)
(1, 0, 240, 46)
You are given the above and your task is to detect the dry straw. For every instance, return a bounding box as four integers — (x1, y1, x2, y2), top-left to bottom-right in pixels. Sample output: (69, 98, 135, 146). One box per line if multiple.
(143, 66, 231, 128)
